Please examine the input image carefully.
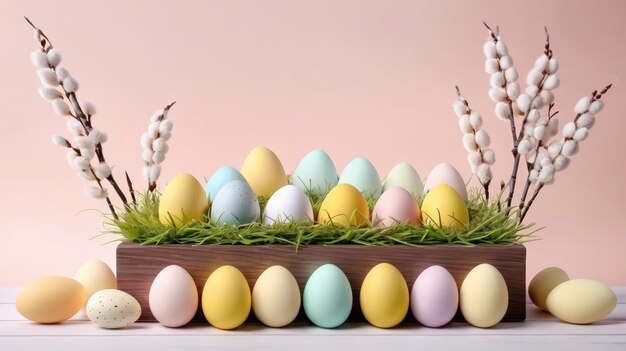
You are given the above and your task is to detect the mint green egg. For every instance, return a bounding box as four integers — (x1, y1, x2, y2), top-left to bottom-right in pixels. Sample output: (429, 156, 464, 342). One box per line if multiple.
(338, 157, 382, 199)
(291, 149, 338, 197)
(382, 162, 423, 199)
(303, 264, 353, 328)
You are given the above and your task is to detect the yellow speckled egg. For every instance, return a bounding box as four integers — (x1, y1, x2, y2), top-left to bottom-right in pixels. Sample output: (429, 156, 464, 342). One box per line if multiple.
(240, 146, 288, 198)
(460, 264, 508, 328)
(420, 184, 469, 230)
(360, 263, 409, 328)
(159, 173, 209, 226)
(547, 279, 617, 324)
(317, 184, 369, 226)
(528, 267, 569, 311)
(16, 276, 86, 323)
(201, 265, 251, 329)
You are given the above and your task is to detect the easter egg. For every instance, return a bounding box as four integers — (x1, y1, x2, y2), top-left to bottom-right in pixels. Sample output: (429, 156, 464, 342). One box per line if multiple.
(420, 184, 469, 230)
(240, 146, 288, 198)
(528, 267, 569, 311)
(291, 149, 338, 197)
(149, 265, 198, 327)
(547, 279, 617, 324)
(201, 265, 251, 329)
(423, 163, 468, 200)
(383, 162, 423, 199)
(263, 185, 314, 225)
(16, 276, 86, 323)
(159, 173, 209, 226)
(460, 264, 509, 328)
(338, 157, 382, 199)
(210, 179, 260, 227)
(303, 264, 353, 328)
(411, 265, 459, 327)
(360, 263, 409, 328)
(204, 166, 246, 202)
(371, 186, 420, 227)
(252, 265, 301, 327)
(73, 259, 117, 312)
(86, 289, 141, 329)
(317, 184, 369, 226)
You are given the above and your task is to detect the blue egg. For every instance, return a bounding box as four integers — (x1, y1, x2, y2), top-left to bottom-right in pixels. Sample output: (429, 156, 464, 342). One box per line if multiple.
(303, 264, 353, 328)
(210, 180, 260, 227)
(291, 149, 338, 197)
(204, 166, 246, 201)
(338, 157, 382, 199)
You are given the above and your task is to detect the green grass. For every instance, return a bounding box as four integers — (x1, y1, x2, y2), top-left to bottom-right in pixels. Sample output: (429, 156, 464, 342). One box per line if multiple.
(104, 189, 537, 247)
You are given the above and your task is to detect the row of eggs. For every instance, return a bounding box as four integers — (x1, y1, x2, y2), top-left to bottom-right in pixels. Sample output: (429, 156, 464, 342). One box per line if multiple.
(159, 147, 470, 229)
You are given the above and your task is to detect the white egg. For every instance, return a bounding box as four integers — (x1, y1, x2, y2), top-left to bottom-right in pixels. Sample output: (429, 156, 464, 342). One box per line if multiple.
(86, 289, 141, 329)
(423, 163, 468, 200)
(263, 185, 314, 225)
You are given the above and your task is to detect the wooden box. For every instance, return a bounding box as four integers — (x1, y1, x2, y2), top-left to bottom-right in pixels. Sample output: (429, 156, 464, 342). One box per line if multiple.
(116, 243, 526, 323)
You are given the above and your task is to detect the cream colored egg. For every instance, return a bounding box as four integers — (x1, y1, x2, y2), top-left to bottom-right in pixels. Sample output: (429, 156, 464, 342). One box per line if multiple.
(16, 276, 86, 324)
(528, 267, 569, 311)
(252, 265, 301, 327)
(86, 289, 141, 329)
(547, 279, 617, 324)
(159, 173, 209, 226)
(74, 259, 117, 312)
(240, 146, 288, 198)
(460, 264, 508, 328)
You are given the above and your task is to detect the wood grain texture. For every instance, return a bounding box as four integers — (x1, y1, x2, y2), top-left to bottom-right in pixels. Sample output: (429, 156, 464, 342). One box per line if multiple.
(116, 243, 526, 322)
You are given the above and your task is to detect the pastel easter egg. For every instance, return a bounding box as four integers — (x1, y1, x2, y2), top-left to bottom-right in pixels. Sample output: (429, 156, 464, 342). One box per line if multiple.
(360, 263, 409, 328)
(202, 265, 251, 330)
(16, 276, 86, 324)
(372, 186, 420, 227)
(547, 279, 617, 324)
(149, 265, 198, 327)
(159, 173, 209, 226)
(411, 265, 459, 327)
(240, 146, 288, 198)
(252, 265, 301, 327)
(86, 289, 141, 329)
(73, 259, 117, 312)
(291, 149, 338, 197)
(338, 157, 382, 199)
(420, 184, 469, 230)
(210, 179, 260, 227)
(423, 163, 468, 200)
(263, 185, 314, 225)
(317, 184, 369, 227)
(528, 267, 569, 311)
(460, 264, 509, 328)
(382, 162, 423, 199)
(303, 264, 353, 328)
(204, 166, 246, 202)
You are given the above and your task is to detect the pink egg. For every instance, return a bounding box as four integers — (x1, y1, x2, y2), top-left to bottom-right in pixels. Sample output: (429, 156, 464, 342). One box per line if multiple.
(411, 265, 459, 327)
(371, 186, 420, 227)
(423, 163, 468, 200)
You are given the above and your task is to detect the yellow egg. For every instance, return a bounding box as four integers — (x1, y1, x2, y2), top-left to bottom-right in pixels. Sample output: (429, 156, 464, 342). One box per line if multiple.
(159, 173, 209, 226)
(73, 259, 117, 312)
(16, 276, 86, 323)
(240, 146, 288, 198)
(317, 184, 369, 226)
(528, 267, 569, 311)
(460, 263, 508, 328)
(420, 184, 469, 230)
(360, 263, 409, 328)
(547, 279, 617, 324)
(201, 265, 251, 329)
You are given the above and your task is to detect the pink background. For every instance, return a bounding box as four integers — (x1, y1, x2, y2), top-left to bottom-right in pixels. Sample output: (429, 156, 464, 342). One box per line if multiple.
(1, 0, 624, 285)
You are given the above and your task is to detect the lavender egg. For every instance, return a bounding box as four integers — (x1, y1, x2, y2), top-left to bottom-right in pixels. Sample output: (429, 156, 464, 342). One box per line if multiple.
(411, 265, 459, 327)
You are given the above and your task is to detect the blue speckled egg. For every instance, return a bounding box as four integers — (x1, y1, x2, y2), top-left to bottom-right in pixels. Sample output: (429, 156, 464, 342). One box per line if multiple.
(210, 180, 260, 227)
(204, 166, 247, 202)
(303, 264, 353, 328)
(291, 149, 338, 197)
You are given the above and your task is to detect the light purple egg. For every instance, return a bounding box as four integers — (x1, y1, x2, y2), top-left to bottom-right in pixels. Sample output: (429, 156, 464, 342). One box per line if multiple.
(411, 265, 459, 327)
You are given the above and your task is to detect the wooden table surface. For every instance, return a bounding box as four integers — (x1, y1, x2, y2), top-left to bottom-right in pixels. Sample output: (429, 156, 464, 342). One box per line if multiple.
(1, 286, 624, 350)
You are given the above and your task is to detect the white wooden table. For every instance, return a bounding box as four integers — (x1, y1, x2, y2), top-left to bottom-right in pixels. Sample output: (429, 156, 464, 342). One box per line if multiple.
(1, 286, 624, 350)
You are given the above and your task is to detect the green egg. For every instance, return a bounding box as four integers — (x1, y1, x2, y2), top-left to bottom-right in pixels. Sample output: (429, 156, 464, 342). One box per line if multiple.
(303, 264, 353, 328)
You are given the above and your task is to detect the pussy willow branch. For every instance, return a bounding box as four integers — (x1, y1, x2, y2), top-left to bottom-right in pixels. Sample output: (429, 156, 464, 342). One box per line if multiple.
(25, 17, 129, 208)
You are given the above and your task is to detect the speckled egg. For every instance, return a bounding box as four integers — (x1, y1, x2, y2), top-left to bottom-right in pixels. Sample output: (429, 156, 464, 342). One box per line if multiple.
(338, 157, 382, 199)
(204, 166, 246, 202)
(371, 186, 420, 227)
(423, 163, 468, 200)
(210, 179, 260, 227)
(86, 289, 141, 329)
(240, 146, 288, 198)
(291, 149, 338, 197)
(263, 185, 314, 225)
(382, 162, 423, 199)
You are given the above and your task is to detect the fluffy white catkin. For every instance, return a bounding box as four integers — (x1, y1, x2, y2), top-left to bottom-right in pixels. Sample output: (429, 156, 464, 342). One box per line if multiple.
(142, 104, 175, 188)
